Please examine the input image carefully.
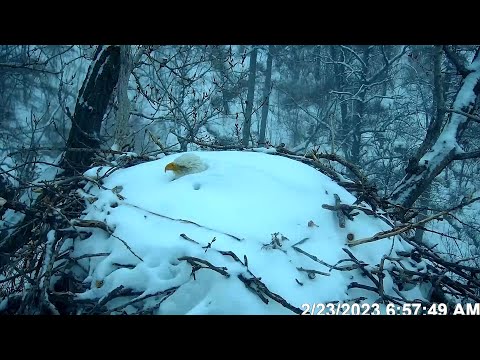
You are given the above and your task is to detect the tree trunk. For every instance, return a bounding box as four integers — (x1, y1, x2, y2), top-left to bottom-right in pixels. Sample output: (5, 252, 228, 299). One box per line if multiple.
(411, 46, 446, 165)
(413, 47, 443, 242)
(61, 45, 121, 176)
(413, 186, 432, 242)
(242, 48, 257, 147)
(0, 46, 121, 270)
(330, 46, 349, 157)
(113, 45, 132, 151)
(258, 46, 273, 147)
(350, 90, 365, 165)
(349, 46, 370, 165)
(210, 46, 232, 115)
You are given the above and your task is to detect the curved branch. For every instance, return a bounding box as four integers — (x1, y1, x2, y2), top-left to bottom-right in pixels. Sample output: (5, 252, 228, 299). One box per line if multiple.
(443, 46, 470, 77)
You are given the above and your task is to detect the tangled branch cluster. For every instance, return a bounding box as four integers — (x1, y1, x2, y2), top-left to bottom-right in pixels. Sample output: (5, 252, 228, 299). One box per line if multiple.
(1, 146, 479, 315)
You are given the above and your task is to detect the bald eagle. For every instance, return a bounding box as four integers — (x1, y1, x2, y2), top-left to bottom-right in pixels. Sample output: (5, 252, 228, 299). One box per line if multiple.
(164, 153, 208, 179)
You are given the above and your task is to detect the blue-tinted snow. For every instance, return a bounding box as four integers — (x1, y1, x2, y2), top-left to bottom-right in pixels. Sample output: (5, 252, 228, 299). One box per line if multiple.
(68, 151, 425, 314)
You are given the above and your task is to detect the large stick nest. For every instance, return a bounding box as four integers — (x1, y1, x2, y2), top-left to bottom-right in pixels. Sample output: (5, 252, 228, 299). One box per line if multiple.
(1, 145, 479, 315)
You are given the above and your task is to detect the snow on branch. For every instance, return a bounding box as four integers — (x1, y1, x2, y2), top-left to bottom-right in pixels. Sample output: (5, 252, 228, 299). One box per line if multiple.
(339, 45, 367, 69)
(443, 107, 480, 124)
(390, 48, 480, 210)
(348, 196, 480, 247)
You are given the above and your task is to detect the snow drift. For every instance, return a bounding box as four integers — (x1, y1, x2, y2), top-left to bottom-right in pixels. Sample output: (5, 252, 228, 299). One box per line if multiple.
(64, 150, 428, 314)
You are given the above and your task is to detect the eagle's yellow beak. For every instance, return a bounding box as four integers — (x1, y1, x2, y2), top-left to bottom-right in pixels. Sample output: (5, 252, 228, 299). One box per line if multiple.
(165, 162, 178, 172)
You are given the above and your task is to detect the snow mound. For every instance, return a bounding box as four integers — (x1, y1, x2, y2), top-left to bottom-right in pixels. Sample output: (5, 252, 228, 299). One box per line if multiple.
(69, 151, 427, 314)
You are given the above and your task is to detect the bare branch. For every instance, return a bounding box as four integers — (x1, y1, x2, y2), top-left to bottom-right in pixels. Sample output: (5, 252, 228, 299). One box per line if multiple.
(348, 196, 480, 247)
(453, 150, 480, 160)
(443, 107, 480, 123)
(0, 62, 61, 75)
(366, 45, 408, 84)
(339, 45, 367, 69)
(443, 46, 470, 77)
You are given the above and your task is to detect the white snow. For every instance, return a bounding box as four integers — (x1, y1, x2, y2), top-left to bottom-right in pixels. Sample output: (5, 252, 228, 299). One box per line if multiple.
(421, 61, 480, 172)
(68, 150, 426, 314)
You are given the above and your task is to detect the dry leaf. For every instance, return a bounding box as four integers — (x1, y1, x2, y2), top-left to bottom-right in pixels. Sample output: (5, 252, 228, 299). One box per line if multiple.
(308, 220, 319, 227)
(112, 186, 123, 194)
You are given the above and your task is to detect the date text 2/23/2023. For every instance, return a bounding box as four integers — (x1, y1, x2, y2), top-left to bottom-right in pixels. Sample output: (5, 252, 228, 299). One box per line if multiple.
(301, 302, 480, 315)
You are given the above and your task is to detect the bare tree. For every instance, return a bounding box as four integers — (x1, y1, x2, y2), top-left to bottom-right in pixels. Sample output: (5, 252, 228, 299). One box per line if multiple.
(258, 45, 273, 146)
(113, 45, 133, 151)
(61, 45, 121, 176)
(328, 45, 408, 165)
(0, 45, 121, 271)
(390, 46, 480, 214)
(242, 47, 257, 147)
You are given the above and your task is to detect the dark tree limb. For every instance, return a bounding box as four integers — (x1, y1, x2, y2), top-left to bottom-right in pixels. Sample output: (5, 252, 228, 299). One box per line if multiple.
(453, 150, 480, 160)
(443, 108, 480, 123)
(443, 46, 470, 77)
(410, 46, 446, 169)
(61, 46, 121, 176)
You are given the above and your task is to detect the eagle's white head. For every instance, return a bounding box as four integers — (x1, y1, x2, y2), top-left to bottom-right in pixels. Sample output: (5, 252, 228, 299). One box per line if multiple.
(164, 153, 208, 179)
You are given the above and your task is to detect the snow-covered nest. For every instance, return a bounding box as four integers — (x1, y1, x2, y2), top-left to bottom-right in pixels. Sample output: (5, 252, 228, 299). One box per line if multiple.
(64, 151, 429, 314)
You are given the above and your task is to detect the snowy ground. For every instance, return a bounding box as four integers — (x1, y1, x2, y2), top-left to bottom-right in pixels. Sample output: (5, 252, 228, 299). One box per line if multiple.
(65, 150, 428, 314)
